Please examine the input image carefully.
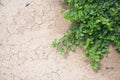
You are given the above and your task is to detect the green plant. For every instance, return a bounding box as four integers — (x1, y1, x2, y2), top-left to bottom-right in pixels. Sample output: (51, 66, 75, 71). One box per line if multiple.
(52, 0, 120, 71)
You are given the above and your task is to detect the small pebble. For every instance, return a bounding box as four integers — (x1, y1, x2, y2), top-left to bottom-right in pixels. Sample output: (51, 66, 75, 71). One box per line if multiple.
(105, 67, 114, 69)
(25, 3, 30, 7)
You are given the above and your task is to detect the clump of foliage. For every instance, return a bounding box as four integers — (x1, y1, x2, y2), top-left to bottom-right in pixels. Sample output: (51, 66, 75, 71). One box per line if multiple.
(52, 0, 120, 71)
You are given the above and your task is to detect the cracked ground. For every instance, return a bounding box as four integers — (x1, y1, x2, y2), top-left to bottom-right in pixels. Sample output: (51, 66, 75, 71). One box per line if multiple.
(0, 0, 120, 80)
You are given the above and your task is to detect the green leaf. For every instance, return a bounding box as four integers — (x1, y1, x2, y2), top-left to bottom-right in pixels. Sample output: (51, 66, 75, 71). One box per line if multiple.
(59, 48, 66, 56)
(70, 45, 75, 51)
(90, 61, 99, 71)
(52, 39, 57, 48)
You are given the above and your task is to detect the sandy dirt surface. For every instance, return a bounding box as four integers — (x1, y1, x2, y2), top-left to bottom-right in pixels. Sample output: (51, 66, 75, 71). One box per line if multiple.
(0, 0, 120, 80)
